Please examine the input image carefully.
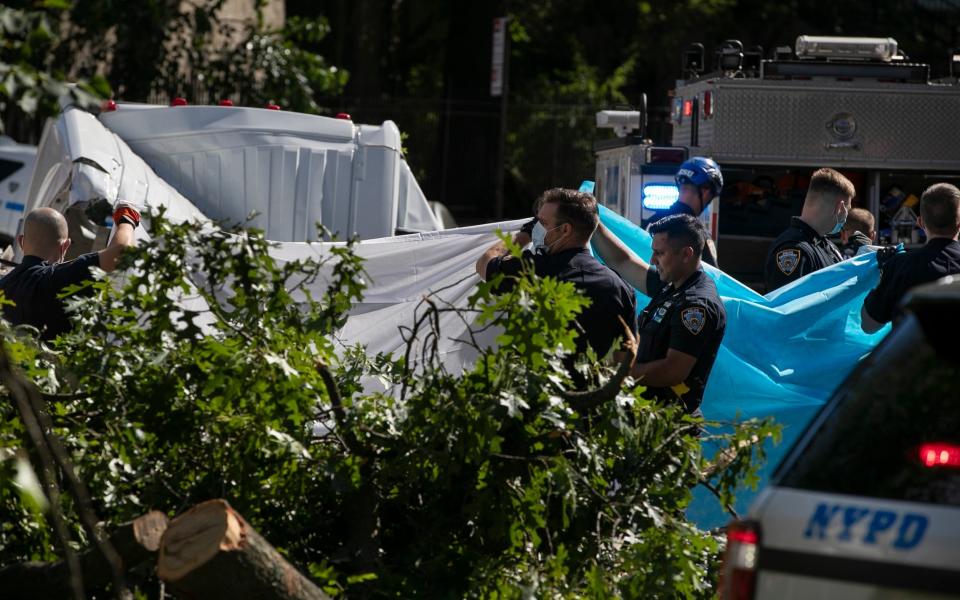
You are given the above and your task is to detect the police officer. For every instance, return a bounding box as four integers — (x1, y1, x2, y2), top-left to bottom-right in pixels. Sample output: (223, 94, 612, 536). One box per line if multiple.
(839, 207, 877, 259)
(0, 204, 139, 340)
(592, 214, 725, 416)
(763, 168, 855, 291)
(656, 156, 723, 267)
(476, 188, 637, 361)
(861, 183, 960, 333)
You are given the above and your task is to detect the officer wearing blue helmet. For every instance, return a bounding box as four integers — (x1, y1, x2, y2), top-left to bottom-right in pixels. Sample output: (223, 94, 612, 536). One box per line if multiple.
(655, 157, 722, 267)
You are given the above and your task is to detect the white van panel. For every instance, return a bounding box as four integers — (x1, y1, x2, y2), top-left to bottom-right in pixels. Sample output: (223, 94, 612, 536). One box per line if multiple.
(100, 105, 441, 241)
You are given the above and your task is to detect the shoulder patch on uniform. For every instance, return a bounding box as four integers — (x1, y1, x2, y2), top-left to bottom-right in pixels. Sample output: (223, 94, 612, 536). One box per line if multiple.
(776, 248, 801, 276)
(681, 307, 706, 335)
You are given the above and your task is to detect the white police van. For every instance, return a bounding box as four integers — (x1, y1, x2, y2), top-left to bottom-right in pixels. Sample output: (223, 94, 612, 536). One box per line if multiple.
(720, 275, 960, 599)
(0, 136, 36, 247)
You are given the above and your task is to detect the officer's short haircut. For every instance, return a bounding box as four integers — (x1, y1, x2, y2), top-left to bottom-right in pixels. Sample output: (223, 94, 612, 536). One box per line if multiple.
(844, 207, 875, 234)
(808, 168, 855, 205)
(648, 214, 706, 256)
(920, 183, 960, 235)
(539, 188, 599, 240)
(23, 208, 68, 251)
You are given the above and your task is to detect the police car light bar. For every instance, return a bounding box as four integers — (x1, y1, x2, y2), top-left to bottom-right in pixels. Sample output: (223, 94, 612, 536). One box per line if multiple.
(795, 35, 898, 62)
(641, 183, 679, 210)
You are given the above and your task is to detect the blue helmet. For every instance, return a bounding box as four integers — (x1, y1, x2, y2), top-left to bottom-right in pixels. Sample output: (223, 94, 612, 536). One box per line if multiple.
(675, 157, 723, 199)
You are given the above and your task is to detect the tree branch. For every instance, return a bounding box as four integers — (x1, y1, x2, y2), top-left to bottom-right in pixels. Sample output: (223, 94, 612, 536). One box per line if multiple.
(560, 316, 637, 410)
(0, 342, 131, 599)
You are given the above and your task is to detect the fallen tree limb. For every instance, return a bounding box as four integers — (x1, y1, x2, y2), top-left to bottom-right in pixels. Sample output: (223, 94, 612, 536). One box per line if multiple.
(561, 316, 638, 410)
(158, 499, 330, 600)
(0, 510, 168, 599)
(702, 434, 762, 480)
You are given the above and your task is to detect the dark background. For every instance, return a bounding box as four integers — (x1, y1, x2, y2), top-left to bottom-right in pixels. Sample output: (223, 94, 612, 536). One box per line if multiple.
(285, 0, 960, 224)
(5, 0, 960, 225)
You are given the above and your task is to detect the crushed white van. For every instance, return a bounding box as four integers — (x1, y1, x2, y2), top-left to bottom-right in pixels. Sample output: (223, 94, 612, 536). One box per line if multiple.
(22, 103, 444, 258)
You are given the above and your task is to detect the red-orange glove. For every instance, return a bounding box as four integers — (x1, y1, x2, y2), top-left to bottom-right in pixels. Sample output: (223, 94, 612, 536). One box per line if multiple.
(113, 206, 141, 228)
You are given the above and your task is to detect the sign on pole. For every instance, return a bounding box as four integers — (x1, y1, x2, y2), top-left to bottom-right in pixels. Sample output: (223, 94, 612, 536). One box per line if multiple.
(490, 17, 507, 97)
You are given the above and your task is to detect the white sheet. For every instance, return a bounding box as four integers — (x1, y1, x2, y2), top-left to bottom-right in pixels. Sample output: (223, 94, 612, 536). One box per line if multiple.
(270, 221, 526, 388)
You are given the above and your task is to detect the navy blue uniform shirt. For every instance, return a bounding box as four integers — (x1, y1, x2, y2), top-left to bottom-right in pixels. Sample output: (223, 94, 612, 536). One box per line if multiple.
(864, 238, 960, 325)
(486, 247, 637, 359)
(638, 268, 725, 415)
(0, 252, 101, 340)
(764, 216, 843, 292)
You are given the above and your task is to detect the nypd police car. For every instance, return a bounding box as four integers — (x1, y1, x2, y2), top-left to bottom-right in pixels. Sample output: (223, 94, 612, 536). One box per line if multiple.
(0, 136, 36, 247)
(720, 275, 960, 599)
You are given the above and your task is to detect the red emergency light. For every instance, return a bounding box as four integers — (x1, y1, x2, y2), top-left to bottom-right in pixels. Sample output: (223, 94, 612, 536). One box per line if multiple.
(683, 99, 694, 117)
(719, 521, 760, 600)
(646, 147, 687, 164)
(101, 99, 117, 112)
(171, 97, 188, 107)
(919, 443, 960, 468)
(265, 102, 281, 110)
(219, 99, 234, 106)
(335, 112, 352, 120)
(702, 90, 713, 117)
(727, 526, 758, 545)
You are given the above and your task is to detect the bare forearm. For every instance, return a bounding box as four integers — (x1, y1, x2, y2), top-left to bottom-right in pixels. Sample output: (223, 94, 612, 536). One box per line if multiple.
(99, 222, 136, 273)
(632, 349, 696, 388)
(112, 222, 136, 248)
(632, 359, 685, 387)
(593, 223, 649, 294)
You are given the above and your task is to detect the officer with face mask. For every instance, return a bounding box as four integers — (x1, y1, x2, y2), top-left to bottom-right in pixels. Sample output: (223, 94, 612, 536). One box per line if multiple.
(475, 188, 637, 363)
(763, 168, 855, 292)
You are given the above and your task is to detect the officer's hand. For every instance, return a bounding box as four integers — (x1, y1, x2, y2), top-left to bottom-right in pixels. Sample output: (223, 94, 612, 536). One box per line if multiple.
(848, 230, 872, 250)
(876, 245, 899, 267)
(113, 205, 141, 229)
(519, 217, 538, 236)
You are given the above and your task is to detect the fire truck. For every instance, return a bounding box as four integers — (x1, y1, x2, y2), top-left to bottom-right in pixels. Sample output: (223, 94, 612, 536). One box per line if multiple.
(594, 35, 960, 289)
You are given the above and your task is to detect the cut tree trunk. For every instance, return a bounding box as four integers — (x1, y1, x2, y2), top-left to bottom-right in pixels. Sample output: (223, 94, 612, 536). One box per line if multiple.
(0, 509, 169, 599)
(158, 499, 330, 600)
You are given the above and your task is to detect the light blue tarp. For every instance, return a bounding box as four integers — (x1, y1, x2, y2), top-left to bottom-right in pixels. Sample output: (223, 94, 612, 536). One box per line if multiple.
(597, 205, 891, 527)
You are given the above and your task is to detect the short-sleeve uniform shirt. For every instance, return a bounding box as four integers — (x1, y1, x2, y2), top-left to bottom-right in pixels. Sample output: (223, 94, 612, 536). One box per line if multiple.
(486, 248, 638, 359)
(863, 238, 960, 325)
(0, 252, 101, 340)
(764, 217, 843, 292)
(637, 268, 726, 415)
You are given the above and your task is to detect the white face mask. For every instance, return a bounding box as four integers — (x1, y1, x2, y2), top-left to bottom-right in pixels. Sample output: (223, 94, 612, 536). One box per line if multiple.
(531, 222, 562, 254)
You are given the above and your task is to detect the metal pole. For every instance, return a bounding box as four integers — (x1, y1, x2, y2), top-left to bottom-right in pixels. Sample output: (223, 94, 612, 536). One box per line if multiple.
(494, 17, 510, 220)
